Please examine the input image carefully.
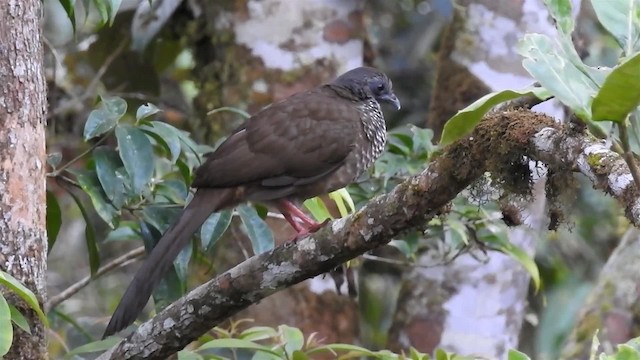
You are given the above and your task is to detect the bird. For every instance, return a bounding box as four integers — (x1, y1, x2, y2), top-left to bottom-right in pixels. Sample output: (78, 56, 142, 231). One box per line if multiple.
(103, 66, 400, 338)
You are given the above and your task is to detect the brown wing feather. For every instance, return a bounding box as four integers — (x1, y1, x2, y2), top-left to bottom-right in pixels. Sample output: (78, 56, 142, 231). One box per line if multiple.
(192, 86, 360, 191)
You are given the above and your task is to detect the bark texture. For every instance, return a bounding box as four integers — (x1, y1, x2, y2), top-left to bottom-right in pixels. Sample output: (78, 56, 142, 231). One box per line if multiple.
(0, 0, 48, 358)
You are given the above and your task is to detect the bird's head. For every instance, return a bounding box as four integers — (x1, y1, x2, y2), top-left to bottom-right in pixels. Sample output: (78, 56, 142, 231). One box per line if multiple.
(331, 67, 401, 110)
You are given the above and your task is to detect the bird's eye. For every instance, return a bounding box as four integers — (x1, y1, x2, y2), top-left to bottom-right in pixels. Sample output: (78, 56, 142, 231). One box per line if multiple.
(377, 83, 385, 92)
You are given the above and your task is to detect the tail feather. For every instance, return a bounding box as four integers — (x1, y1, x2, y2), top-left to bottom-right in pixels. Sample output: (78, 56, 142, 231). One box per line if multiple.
(103, 188, 234, 338)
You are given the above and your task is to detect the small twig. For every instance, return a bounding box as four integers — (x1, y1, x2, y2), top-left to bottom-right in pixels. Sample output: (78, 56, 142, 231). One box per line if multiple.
(46, 246, 146, 311)
(50, 132, 111, 176)
(617, 121, 640, 191)
(361, 253, 445, 268)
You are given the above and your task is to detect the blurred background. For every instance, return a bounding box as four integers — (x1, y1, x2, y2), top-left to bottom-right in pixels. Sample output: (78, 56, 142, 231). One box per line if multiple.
(42, 0, 632, 359)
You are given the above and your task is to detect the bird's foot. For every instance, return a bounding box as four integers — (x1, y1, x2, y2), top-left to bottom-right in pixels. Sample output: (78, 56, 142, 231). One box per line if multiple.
(289, 219, 330, 242)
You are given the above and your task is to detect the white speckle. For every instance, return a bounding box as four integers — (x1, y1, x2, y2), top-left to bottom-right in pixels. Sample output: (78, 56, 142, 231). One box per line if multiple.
(163, 318, 176, 329)
(186, 304, 194, 313)
(331, 217, 347, 233)
(609, 173, 633, 195)
(261, 262, 300, 288)
(252, 79, 268, 93)
(297, 238, 316, 252)
(367, 217, 374, 225)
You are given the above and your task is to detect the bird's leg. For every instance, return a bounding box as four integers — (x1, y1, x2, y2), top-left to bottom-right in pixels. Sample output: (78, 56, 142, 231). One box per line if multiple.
(276, 200, 328, 238)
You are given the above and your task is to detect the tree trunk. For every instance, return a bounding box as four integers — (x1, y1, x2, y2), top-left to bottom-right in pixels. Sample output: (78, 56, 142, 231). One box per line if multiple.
(0, 0, 48, 358)
(388, 1, 558, 358)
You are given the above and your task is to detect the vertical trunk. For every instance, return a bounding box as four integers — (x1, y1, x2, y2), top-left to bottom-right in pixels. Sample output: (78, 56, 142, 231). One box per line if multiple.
(0, 0, 48, 358)
(389, 1, 558, 358)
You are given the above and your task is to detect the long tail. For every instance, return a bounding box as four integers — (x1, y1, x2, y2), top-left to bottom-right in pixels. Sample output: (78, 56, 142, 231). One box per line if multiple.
(103, 188, 234, 338)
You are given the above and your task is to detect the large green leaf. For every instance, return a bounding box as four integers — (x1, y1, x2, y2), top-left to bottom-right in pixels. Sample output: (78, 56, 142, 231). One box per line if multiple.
(115, 125, 154, 194)
(197, 338, 282, 356)
(173, 241, 193, 284)
(59, 0, 76, 32)
(591, 0, 640, 53)
(280, 325, 304, 358)
(439, 87, 551, 145)
(106, 0, 123, 26)
(238, 205, 274, 254)
(518, 33, 598, 120)
(480, 224, 541, 291)
(9, 304, 31, 335)
(508, 349, 532, 360)
(0, 294, 11, 356)
(93, 146, 127, 209)
(83, 96, 127, 140)
(136, 103, 161, 122)
(0, 271, 48, 326)
(46, 190, 62, 253)
(72, 169, 119, 228)
(65, 337, 122, 357)
(65, 188, 101, 275)
(200, 210, 233, 251)
(543, 0, 574, 34)
(592, 53, 640, 123)
(141, 121, 182, 163)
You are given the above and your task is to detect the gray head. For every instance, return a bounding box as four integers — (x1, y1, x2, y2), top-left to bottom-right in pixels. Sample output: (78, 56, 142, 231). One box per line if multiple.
(331, 67, 401, 110)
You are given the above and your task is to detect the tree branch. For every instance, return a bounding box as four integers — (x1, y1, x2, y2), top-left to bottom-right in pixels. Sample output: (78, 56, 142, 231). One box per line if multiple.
(98, 110, 640, 359)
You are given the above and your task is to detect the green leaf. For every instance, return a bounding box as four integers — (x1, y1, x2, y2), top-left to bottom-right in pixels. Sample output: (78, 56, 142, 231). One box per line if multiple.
(518, 33, 598, 120)
(591, 0, 640, 53)
(200, 210, 233, 251)
(481, 225, 541, 291)
(543, 0, 574, 34)
(105, 222, 140, 242)
(592, 53, 640, 123)
(106, 0, 123, 26)
(280, 325, 304, 357)
(173, 240, 193, 284)
(84, 96, 127, 140)
(440, 86, 551, 145)
(238, 204, 274, 254)
(197, 338, 282, 356)
(0, 271, 48, 326)
(136, 103, 161, 121)
(239, 326, 279, 341)
(508, 349, 532, 360)
(116, 125, 155, 193)
(72, 169, 119, 228)
(59, 0, 76, 32)
(46, 191, 62, 253)
(50, 309, 93, 342)
(303, 197, 332, 222)
(141, 121, 182, 163)
(65, 188, 101, 276)
(0, 294, 11, 356)
(65, 337, 122, 358)
(177, 350, 205, 360)
(9, 304, 31, 334)
(307, 344, 377, 357)
(613, 345, 640, 360)
(93, 146, 127, 209)
(328, 188, 355, 217)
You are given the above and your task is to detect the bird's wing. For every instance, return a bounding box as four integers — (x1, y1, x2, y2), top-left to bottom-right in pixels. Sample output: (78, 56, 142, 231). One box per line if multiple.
(192, 86, 361, 190)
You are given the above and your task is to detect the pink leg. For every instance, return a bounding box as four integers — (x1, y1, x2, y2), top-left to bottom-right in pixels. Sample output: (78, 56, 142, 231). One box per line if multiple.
(276, 200, 329, 239)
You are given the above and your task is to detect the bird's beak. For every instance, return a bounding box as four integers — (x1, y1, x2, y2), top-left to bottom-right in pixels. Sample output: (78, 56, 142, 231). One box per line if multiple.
(379, 93, 401, 110)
